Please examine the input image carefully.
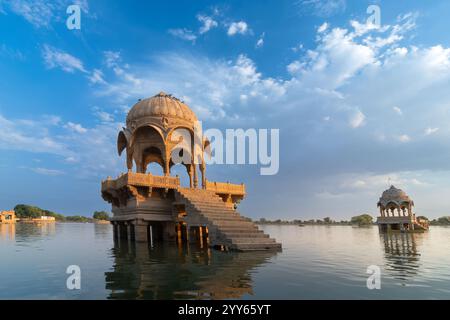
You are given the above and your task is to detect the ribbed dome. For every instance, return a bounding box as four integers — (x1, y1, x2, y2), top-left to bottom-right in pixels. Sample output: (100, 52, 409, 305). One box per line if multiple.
(126, 92, 197, 126)
(378, 185, 413, 206)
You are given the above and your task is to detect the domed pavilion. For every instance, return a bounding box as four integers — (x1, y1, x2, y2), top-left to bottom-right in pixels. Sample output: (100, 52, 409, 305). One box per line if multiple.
(102, 92, 281, 251)
(376, 185, 428, 232)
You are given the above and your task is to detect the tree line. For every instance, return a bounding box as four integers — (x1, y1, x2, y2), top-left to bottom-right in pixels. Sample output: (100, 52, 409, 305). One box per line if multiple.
(255, 214, 374, 226)
(13, 204, 110, 222)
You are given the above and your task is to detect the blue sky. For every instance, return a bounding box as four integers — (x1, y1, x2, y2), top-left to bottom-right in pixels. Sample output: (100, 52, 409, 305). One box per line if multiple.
(1, 0, 450, 220)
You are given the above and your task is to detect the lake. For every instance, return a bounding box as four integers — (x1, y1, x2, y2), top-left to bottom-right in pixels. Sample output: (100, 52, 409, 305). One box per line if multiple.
(1, 223, 450, 299)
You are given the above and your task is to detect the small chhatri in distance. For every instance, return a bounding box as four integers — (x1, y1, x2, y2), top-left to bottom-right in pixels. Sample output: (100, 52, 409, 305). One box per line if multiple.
(377, 185, 429, 232)
(101, 92, 281, 251)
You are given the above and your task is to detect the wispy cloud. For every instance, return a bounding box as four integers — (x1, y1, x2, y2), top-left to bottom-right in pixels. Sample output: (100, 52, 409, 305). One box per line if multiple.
(0, 114, 71, 156)
(297, 0, 346, 18)
(256, 32, 265, 48)
(32, 167, 65, 176)
(168, 28, 197, 42)
(41, 44, 87, 73)
(2, 0, 89, 28)
(349, 110, 366, 128)
(64, 122, 87, 134)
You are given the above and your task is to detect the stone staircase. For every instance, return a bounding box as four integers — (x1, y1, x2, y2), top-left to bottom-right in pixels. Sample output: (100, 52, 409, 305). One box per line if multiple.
(175, 188, 281, 251)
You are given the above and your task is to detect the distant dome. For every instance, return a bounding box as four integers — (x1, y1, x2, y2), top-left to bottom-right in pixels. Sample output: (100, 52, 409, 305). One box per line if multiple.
(126, 92, 197, 130)
(378, 185, 414, 207)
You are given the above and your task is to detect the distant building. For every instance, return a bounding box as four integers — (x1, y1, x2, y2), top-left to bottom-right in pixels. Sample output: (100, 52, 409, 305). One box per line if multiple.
(377, 185, 429, 232)
(32, 216, 56, 222)
(0, 210, 16, 224)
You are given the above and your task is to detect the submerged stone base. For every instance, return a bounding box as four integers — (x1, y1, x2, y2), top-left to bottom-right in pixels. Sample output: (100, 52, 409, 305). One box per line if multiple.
(103, 173, 281, 251)
(377, 216, 429, 233)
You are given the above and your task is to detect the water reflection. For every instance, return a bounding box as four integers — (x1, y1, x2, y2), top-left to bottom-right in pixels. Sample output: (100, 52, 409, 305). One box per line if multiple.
(0, 222, 57, 243)
(0, 223, 16, 241)
(94, 223, 112, 240)
(105, 241, 276, 299)
(380, 232, 423, 281)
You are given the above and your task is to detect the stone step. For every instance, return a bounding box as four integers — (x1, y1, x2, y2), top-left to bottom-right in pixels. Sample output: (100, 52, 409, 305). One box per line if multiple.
(222, 232, 269, 238)
(188, 204, 236, 211)
(211, 221, 255, 227)
(202, 217, 248, 223)
(230, 242, 282, 251)
(186, 206, 238, 216)
(230, 237, 277, 244)
(215, 226, 261, 232)
(175, 188, 281, 251)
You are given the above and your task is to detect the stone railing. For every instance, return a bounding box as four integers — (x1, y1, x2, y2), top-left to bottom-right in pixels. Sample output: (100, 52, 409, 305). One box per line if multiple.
(205, 180, 246, 196)
(102, 172, 180, 191)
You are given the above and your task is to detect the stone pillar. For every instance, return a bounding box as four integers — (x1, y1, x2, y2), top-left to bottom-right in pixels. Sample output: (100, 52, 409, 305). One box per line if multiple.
(164, 150, 170, 176)
(176, 223, 182, 245)
(188, 165, 194, 188)
(127, 223, 134, 242)
(113, 222, 118, 240)
(193, 164, 198, 188)
(200, 162, 206, 189)
(119, 222, 128, 240)
(185, 223, 190, 243)
(134, 220, 148, 242)
(163, 222, 177, 242)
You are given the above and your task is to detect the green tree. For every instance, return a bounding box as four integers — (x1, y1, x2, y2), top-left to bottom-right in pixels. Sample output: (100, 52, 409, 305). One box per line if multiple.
(351, 214, 373, 226)
(437, 216, 450, 225)
(14, 204, 65, 221)
(323, 217, 332, 224)
(93, 211, 110, 220)
(66, 216, 92, 223)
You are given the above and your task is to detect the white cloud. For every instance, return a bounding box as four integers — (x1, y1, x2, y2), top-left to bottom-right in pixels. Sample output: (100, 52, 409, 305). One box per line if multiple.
(89, 69, 106, 84)
(168, 28, 197, 42)
(227, 21, 249, 36)
(318, 22, 328, 33)
(104, 51, 121, 68)
(425, 127, 439, 136)
(93, 107, 114, 122)
(197, 15, 218, 34)
(256, 33, 265, 48)
(41, 44, 87, 73)
(287, 61, 304, 74)
(0, 114, 70, 156)
(6, 0, 54, 28)
(397, 134, 411, 143)
(393, 106, 403, 115)
(349, 110, 366, 128)
(64, 122, 87, 134)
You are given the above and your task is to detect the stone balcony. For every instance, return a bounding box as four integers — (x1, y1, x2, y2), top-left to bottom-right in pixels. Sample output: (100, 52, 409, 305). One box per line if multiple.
(101, 172, 246, 208)
(102, 172, 180, 192)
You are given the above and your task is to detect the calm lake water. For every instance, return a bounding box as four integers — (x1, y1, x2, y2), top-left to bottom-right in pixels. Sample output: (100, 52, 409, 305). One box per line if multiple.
(1, 223, 450, 299)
